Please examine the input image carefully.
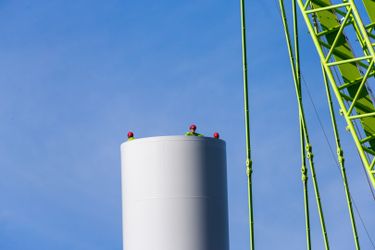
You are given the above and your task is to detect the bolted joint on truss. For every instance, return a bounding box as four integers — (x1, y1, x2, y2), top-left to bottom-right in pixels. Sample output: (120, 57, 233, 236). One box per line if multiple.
(306, 144, 314, 159)
(246, 158, 253, 176)
(301, 165, 308, 182)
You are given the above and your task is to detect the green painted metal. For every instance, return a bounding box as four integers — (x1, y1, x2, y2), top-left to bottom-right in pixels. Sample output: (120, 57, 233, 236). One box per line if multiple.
(280, 2, 312, 248)
(361, 0, 375, 44)
(279, 1, 330, 249)
(280, 1, 312, 249)
(309, 5, 361, 247)
(362, 0, 375, 23)
(184, 132, 204, 136)
(322, 67, 361, 249)
(296, 0, 375, 190)
(293, 0, 313, 248)
(239, 0, 254, 249)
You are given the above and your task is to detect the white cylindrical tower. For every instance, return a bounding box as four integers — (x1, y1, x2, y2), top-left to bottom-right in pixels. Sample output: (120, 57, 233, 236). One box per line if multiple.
(121, 135, 229, 250)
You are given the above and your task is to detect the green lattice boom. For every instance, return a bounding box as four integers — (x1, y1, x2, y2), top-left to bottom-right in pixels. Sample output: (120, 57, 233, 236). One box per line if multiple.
(296, 0, 375, 190)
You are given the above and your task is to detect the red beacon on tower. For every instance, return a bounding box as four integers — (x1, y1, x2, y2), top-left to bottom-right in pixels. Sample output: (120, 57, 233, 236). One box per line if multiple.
(190, 124, 197, 132)
(127, 131, 135, 141)
(213, 132, 220, 139)
(185, 124, 203, 137)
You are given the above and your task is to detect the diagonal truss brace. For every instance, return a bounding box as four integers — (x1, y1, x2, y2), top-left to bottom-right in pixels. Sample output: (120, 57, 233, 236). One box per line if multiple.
(296, 0, 375, 190)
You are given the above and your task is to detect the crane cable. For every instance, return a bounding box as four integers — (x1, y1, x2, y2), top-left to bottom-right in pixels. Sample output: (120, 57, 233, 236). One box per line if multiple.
(306, 4, 375, 248)
(274, 1, 374, 248)
(276, 0, 375, 248)
(279, 1, 330, 248)
(239, 0, 255, 249)
(301, 74, 375, 249)
(309, 7, 375, 201)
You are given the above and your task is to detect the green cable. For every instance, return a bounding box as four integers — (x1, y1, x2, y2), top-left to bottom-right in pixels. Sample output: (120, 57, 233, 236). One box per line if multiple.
(279, 2, 311, 249)
(322, 67, 361, 250)
(240, 0, 254, 249)
(279, 1, 330, 249)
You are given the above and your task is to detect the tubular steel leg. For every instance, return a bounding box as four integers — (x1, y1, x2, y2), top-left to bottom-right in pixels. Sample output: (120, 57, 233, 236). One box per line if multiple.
(240, 0, 255, 249)
(322, 68, 361, 250)
(280, 1, 330, 249)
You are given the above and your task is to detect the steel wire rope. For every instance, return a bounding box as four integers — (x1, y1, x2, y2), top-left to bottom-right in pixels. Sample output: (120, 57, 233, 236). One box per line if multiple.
(343, 34, 375, 197)
(308, 6, 375, 247)
(309, 6, 375, 199)
(302, 72, 375, 200)
(325, 31, 375, 200)
(274, 0, 375, 247)
(301, 74, 375, 248)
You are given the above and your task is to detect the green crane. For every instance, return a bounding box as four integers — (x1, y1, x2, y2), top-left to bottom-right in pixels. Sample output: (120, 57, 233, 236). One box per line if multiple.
(241, 0, 374, 248)
(278, 0, 375, 249)
(295, 0, 375, 191)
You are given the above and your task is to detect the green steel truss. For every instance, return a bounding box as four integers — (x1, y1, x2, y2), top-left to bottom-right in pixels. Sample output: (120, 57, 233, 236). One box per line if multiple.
(361, 0, 375, 47)
(296, 0, 375, 190)
(362, 0, 375, 26)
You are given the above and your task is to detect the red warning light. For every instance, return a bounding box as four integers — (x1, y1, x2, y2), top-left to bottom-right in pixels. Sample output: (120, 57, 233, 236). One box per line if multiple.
(128, 131, 134, 138)
(189, 124, 197, 131)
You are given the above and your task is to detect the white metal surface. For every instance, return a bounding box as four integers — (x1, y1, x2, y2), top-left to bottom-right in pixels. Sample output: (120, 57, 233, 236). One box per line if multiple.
(121, 135, 229, 250)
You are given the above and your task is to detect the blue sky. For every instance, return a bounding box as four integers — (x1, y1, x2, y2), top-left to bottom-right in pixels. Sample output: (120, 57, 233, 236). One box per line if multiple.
(0, 0, 374, 249)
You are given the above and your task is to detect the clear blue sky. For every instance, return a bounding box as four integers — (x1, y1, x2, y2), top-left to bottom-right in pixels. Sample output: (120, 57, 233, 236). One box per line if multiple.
(0, 0, 374, 249)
